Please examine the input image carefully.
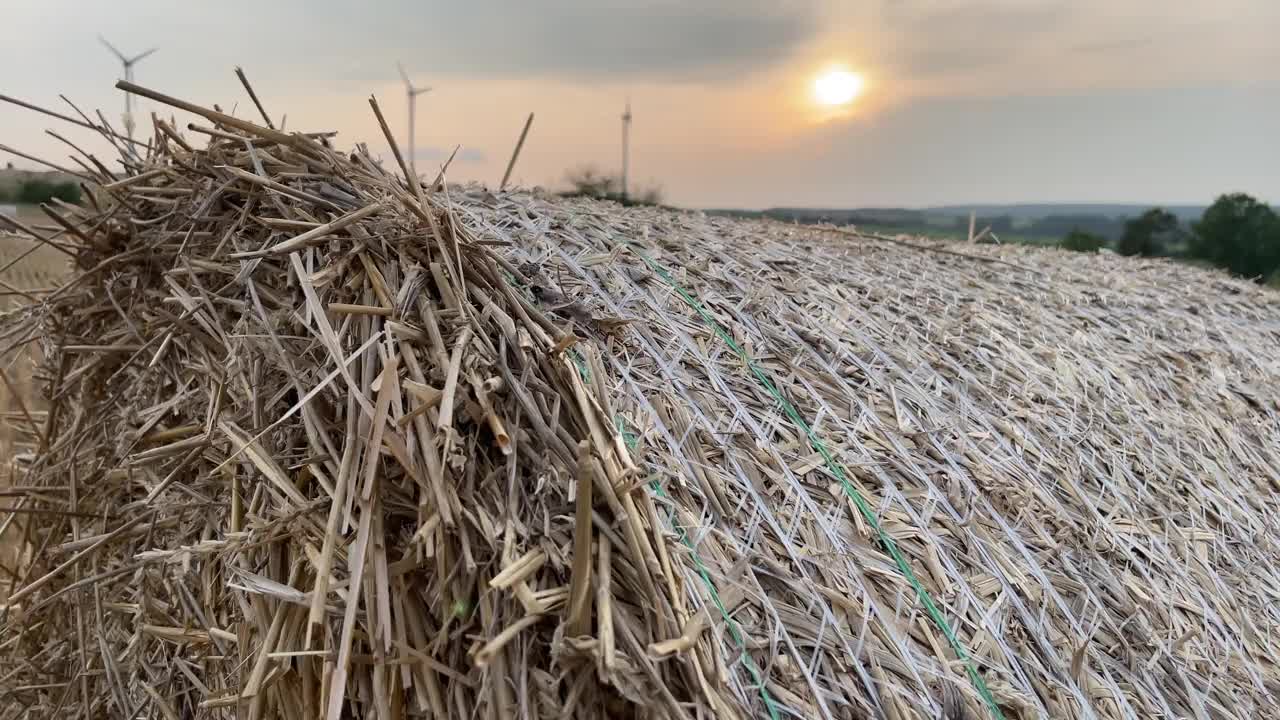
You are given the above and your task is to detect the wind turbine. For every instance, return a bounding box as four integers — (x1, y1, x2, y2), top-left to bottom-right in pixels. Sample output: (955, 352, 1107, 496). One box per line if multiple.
(397, 62, 432, 180)
(620, 99, 632, 200)
(99, 36, 158, 140)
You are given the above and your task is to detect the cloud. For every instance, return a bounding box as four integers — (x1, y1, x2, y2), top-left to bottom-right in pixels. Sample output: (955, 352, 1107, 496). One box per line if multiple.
(879, 1, 1070, 78)
(888, 1, 1069, 35)
(893, 46, 1011, 75)
(1, 1, 823, 95)
(148, 1, 821, 85)
(351, 1, 826, 82)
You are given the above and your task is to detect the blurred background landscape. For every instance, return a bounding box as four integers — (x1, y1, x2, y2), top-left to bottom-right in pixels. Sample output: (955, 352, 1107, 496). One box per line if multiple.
(6, 1, 1279, 283)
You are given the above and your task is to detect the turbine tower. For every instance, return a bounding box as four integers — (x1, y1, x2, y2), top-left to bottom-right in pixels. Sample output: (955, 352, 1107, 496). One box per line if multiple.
(397, 62, 432, 180)
(99, 36, 158, 140)
(620, 100, 632, 200)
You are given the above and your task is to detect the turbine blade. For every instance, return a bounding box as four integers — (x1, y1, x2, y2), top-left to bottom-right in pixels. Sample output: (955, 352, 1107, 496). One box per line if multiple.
(396, 61, 412, 88)
(129, 47, 159, 64)
(98, 35, 127, 62)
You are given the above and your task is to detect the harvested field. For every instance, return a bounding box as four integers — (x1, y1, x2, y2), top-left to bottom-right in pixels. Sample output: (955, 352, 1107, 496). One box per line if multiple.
(1, 80, 1279, 719)
(0, 228, 70, 604)
(0, 233, 70, 309)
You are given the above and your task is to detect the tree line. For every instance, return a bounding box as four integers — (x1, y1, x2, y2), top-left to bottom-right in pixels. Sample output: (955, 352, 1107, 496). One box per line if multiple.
(0, 177, 81, 205)
(558, 169, 1278, 286)
(1060, 193, 1280, 285)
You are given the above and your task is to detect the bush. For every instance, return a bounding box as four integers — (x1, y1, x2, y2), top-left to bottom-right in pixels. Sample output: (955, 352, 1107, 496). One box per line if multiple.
(563, 166, 618, 198)
(15, 179, 81, 205)
(1189, 193, 1280, 281)
(1028, 214, 1123, 240)
(1117, 208, 1182, 257)
(561, 166, 662, 207)
(629, 184, 663, 207)
(1059, 229, 1106, 253)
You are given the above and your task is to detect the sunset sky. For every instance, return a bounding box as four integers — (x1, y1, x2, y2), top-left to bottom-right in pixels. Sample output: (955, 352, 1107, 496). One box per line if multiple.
(3, 1, 1277, 208)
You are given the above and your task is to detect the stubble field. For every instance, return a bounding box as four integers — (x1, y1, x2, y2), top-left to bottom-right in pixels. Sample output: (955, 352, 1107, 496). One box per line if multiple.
(0, 207, 72, 598)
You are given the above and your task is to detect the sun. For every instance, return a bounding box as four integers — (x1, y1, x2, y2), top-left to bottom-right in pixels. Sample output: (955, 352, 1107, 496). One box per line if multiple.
(813, 69, 863, 107)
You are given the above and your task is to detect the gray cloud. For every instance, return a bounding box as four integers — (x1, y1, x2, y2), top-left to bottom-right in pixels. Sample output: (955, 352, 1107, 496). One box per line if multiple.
(1067, 34, 1160, 56)
(3, 1, 822, 97)
(890, 1, 1069, 35)
(894, 46, 1010, 75)
(273, 0, 824, 83)
(880, 1, 1071, 77)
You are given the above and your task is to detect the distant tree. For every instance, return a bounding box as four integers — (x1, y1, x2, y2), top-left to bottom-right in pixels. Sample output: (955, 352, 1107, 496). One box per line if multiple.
(1059, 228, 1106, 253)
(16, 179, 80, 204)
(957, 215, 1014, 234)
(1116, 208, 1181, 257)
(1190, 193, 1280, 281)
(632, 184, 663, 206)
(847, 210, 928, 229)
(561, 166, 662, 206)
(564, 166, 619, 199)
(1027, 214, 1124, 240)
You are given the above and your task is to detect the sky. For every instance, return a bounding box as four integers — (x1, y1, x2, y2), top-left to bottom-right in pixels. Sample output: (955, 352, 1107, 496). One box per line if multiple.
(2, 0, 1278, 209)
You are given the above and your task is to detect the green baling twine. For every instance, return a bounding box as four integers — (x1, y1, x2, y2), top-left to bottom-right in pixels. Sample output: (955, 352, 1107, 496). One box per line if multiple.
(629, 246, 1007, 720)
(614, 417, 783, 719)
(533, 269, 779, 715)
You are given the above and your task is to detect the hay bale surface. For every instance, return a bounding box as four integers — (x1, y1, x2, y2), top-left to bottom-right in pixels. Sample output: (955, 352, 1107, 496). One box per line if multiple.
(2, 81, 1280, 719)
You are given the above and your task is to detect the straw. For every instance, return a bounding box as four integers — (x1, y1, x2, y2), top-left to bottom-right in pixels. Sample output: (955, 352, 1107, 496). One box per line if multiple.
(2, 73, 1279, 720)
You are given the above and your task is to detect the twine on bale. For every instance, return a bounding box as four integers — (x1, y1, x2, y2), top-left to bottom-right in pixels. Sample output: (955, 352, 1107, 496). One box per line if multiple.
(625, 243, 1006, 718)
(617, 415, 783, 720)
